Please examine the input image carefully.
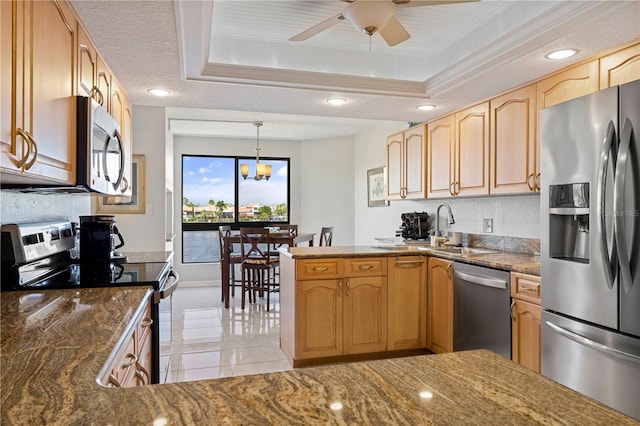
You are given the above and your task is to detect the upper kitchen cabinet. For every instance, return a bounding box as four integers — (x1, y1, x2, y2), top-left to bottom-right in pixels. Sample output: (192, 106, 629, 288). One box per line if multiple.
(111, 78, 133, 196)
(599, 42, 640, 89)
(386, 124, 426, 200)
(1, 0, 76, 184)
(77, 23, 97, 100)
(427, 114, 455, 198)
(489, 84, 538, 194)
(96, 53, 111, 112)
(536, 60, 599, 109)
(454, 102, 490, 197)
(427, 103, 489, 198)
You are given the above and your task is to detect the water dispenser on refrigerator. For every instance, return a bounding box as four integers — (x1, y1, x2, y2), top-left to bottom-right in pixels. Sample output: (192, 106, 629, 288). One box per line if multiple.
(548, 183, 590, 264)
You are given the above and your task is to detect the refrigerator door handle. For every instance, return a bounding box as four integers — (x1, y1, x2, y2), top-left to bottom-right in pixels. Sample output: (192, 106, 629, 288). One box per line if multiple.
(545, 320, 640, 364)
(614, 118, 635, 294)
(597, 121, 618, 290)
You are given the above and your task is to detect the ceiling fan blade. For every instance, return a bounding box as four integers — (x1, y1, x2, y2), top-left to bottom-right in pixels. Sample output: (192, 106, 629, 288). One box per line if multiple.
(394, 0, 479, 7)
(378, 16, 410, 46)
(289, 13, 344, 42)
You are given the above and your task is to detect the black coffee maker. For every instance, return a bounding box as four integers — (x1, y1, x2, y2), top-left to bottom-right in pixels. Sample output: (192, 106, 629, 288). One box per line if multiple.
(79, 215, 126, 262)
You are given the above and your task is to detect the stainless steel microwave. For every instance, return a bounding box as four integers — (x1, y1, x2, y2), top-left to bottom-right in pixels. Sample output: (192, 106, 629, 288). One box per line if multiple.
(76, 96, 130, 196)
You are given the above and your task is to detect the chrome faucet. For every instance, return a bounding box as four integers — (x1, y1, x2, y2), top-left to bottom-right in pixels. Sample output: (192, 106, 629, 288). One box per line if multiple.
(434, 203, 455, 237)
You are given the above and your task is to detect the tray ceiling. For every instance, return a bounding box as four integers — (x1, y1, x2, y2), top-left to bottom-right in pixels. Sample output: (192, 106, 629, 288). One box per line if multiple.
(71, 1, 640, 139)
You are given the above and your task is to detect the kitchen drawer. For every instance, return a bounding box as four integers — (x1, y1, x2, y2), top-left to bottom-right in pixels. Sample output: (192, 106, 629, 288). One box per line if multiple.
(296, 259, 343, 280)
(511, 272, 541, 304)
(344, 257, 387, 277)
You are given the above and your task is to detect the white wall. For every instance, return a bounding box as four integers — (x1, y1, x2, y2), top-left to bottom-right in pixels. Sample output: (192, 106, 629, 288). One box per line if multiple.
(172, 134, 302, 283)
(300, 135, 355, 246)
(110, 106, 168, 252)
(353, 122, 541, 244)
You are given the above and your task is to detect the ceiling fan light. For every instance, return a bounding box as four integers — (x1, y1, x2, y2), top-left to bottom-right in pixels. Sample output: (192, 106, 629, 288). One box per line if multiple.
(545, 49, 578, 60)
(343, 2, 395, 35)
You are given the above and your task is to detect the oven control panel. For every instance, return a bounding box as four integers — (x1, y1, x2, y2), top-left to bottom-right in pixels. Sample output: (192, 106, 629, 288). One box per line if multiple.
(1, 221, 75, 265)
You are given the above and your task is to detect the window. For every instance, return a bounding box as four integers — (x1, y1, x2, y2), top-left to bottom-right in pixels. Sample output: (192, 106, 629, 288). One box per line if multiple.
(181, 155, 290, 263)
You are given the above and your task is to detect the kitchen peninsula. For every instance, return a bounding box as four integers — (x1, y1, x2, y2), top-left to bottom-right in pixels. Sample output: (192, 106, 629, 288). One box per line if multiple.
(1, 285, 635, 424)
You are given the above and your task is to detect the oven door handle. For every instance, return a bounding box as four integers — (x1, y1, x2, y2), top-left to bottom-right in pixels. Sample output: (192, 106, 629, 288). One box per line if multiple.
(154, 269, 179, 303)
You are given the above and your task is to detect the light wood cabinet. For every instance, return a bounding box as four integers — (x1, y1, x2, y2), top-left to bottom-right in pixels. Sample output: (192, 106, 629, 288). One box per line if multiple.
(387, 255, 427, 350)
(111, 78, 133, 196)
(537, 60, 599, 110)
(386, 124, 426, 200)
(105, 295, 153, 388)
(427, 103, 489, 198)
(427, 114, 455, 198)
(454, 102, 490, 197)
(510, 272, 541, 373)
(427, 257, 453, 354)
(1, 0, 76, 184)
(490, 84, 538, 194)
(96, 53, 112, 111)
(294, 257, 387, 360)
(77, 23, 97, 99)
(599, 43, 640, 89)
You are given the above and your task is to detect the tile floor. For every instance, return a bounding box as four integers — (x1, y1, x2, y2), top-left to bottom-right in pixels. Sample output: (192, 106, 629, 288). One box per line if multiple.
(165, 285, 292, 383)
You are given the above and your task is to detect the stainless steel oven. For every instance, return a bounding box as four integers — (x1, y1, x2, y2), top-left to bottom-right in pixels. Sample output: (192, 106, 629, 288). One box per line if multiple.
(0, 220, 178, 384)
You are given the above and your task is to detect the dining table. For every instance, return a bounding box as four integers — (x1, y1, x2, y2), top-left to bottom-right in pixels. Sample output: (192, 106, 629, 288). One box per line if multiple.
(220, 230, 315, 308)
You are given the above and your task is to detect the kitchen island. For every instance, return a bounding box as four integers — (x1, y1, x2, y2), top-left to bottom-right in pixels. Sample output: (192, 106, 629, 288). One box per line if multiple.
(1, 287, 635, 424)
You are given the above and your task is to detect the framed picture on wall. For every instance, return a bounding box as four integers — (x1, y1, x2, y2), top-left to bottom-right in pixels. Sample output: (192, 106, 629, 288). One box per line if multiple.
(367, 166, 389, 207)
(95, 154, 146, 214)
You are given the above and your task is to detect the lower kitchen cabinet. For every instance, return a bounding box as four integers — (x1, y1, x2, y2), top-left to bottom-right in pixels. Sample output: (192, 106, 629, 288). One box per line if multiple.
(510, 272, 542, 373)
(294, 258, 387, 360)
(427, 257, 453, 354)
(387, 255, 427, 350)
(103, 293, 153, 388)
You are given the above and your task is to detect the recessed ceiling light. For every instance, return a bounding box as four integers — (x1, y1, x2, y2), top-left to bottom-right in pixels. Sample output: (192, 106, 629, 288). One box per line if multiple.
(326, 97, 347, 106)
(417, 104, 436, 111)
(545, 49, 578, 60)
(148, 88, 171, 97)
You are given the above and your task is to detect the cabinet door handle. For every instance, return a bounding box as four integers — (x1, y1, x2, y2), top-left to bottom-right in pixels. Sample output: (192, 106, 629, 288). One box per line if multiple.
(345, 280, 350, 296)
(338, 280, 342, 297)
(535, 173, 541, 191)
(121, 353, 138, 369)
(527, 173, 535, 191)
(120, 176, 130, 193)
(312, 267, 329, 271)
(510, 300, 516, 321)
(519, 285, 538, 294)
(108, 374, 123, 388)
(447, 263, 453, 280)
(395, 257, 424, 266)
(23, 132, 38, 170)
(90, 85, 104, 106)
(141, 318, 153, 328)
(136, 364, 150, 385)
(358, 265, 373, 270)
(12, 128, 31, 168)
(454, 181, 460, 195)
(449, 182, 455, 196)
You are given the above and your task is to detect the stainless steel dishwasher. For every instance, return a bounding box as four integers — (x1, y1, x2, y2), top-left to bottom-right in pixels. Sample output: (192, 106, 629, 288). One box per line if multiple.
(453, 262, 511, 359)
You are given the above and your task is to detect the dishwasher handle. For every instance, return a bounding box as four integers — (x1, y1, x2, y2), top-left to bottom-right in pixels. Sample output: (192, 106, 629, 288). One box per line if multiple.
(454, 270, 507, 290)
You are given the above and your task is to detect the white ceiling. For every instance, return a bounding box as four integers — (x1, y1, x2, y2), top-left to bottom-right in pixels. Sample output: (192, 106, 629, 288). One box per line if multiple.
(71, 0, 640, 140)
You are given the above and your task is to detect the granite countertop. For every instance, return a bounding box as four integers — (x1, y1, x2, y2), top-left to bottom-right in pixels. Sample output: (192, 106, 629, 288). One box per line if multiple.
(2, 287, 634, 425)
(282, 245, 541, 276)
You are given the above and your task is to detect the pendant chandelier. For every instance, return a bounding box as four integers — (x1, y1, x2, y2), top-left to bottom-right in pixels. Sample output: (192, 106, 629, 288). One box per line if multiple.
(240, 121, 272, 181)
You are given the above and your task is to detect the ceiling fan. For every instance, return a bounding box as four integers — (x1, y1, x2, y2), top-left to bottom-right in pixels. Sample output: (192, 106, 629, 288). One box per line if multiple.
(290, 0, 479, 47)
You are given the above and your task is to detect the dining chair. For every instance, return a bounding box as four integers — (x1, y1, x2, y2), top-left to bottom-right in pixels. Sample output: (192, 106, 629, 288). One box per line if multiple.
(218, 225, 242, 302)
(239, 228, 280, 311)
(319, 226, 334, 246)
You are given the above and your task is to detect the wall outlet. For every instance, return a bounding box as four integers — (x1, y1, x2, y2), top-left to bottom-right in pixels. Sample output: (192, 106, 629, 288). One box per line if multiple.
(483, 218, 493, 233)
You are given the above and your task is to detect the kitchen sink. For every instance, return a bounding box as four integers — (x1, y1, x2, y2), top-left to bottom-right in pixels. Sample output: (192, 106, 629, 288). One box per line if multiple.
(431, 247, 497, 256)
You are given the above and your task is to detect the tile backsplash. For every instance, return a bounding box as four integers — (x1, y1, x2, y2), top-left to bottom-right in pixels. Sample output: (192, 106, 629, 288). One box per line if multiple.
(0, 191, 91, 224)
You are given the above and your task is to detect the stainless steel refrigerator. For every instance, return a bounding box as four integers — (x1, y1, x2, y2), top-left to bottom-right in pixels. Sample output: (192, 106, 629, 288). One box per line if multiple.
(540, 79, 640, 421)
